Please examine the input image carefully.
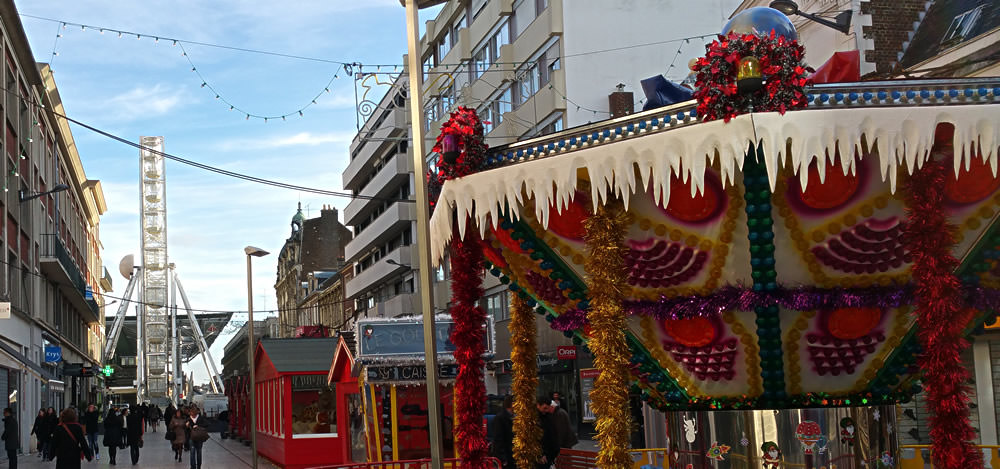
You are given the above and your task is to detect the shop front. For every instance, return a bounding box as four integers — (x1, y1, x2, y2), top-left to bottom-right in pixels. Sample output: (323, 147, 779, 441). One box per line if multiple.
(254, 337, 346, 469)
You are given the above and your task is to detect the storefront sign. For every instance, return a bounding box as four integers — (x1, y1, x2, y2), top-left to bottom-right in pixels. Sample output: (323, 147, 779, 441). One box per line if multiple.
(357, 317, 494, 358)
(291, 374, 329, 390)
(366, 363, 459, 382)
(557, 346, 577, 360)
(44, 346, 62, 363)
(0, 302, 9, 319)
(580, 368, 600, 422)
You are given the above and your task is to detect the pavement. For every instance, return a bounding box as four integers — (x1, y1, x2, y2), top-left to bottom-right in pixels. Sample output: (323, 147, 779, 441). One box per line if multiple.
(2, 429, 276, 469)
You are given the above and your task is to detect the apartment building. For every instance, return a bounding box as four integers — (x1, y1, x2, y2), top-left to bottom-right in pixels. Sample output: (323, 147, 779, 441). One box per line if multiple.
(0, 0, 108, 452)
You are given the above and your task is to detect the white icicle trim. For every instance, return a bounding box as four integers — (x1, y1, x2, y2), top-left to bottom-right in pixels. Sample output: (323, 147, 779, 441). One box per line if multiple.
(429, 104, 1000, 266)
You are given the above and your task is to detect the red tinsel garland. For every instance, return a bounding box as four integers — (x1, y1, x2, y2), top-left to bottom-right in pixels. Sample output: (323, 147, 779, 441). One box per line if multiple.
(428, 106, 488, 208)
(902, 137, 982, 469)
(449, 220, 490, 469)
(693, 32, 811, 122)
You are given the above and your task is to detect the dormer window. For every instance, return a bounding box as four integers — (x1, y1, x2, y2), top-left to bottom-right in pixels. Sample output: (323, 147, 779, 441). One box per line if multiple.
(942, 6, 983, 43)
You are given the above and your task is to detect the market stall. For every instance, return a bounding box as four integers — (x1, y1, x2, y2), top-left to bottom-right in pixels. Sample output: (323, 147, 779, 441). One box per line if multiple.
(349, 316, 494, 463)
(424, 8, 1000, 469)
(254, 337, 346, 469)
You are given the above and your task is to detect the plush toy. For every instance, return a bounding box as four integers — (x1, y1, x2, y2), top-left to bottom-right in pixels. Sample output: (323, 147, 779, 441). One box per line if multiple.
(840, 417, 856, 446)
(762, 441, 782, 469)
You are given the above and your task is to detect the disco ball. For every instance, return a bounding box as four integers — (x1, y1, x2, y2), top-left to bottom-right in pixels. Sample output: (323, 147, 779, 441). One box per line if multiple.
(722, 7, 798, 42)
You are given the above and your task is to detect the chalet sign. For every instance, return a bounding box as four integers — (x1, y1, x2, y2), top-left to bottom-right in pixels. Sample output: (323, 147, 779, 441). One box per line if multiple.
(356, 316, 494, 359)
(366, 363, 460, 382)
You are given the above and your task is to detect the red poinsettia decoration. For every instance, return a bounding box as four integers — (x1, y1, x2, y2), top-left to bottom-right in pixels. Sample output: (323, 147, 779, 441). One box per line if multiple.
(427, 106, 488, 208)
(693, 32, 812, 122)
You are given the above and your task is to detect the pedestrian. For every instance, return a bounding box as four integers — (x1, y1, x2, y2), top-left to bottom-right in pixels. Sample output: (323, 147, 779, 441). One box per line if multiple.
(535, 397, 559, 469)
(182, 406, 191, 451)
(102, 407, 124, 466)
(185, 407, 208, 469)
(30, 409, 45, 457)
(2, 407, 18, 469)
(168, 409, 186, 462)
(49, 408, 93, 469)
(82, 404, 100, 461)
(138, 404, 148, 432)
(44, 407, 58, 460)
(148, 405, 160, 433)
(491, 396, 514, 469)
(125, 406, 144, 465)
(549, 397, 577, 450)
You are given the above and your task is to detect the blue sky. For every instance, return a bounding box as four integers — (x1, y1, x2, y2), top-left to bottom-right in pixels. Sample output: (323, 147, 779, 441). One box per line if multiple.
(15, 0, 440, 382)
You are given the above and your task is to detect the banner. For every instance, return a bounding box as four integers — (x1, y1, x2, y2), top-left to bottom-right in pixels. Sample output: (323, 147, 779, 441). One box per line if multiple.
(580, 368, 600, 422)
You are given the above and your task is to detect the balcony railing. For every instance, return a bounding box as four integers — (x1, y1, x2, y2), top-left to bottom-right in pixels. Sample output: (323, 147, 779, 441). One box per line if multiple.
(39, 234, 100, 322)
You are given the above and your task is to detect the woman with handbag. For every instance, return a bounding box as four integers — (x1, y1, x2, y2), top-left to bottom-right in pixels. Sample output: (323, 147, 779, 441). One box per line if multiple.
(30, 409, 45, 458)
(102, 407, 124, 466)
(168, 409, 187, 462)
(49, 408, 93, 469)
(186, 407, 209, 469)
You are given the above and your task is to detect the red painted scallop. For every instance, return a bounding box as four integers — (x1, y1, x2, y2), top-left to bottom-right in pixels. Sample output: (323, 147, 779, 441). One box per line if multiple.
(799, 156, 859, 210)
(663, 317, 717, 348)
(547, 194, 590, 241)
(826, 307, 881, 340)
(945, 155, 1000, 204)
(662, 172, 725, 223)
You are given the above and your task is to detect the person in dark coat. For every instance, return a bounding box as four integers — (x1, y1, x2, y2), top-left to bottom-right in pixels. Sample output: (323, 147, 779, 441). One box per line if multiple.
(491, 396, 514, 469)
(43, 407, 58, 461)
(550, 400, 577, 449)
(49, 408, 93, 469)
(185, 406, 207, 469)
(536, 396, 559, 469)
(125, 408, 144, 465)
(2, 407, 18, 469)
(30, 409, 45, 457)
(81, 405, 99, 461)
(102, 407, 124, 465)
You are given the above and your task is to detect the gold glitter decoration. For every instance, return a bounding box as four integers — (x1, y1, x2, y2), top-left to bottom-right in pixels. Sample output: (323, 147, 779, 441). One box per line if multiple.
(721, 311, 763, 395)
(584, 203, 633, 469)
(850, 306, 914, 391)
(640, 317, 700, 395)
(510, 294, 542, 469)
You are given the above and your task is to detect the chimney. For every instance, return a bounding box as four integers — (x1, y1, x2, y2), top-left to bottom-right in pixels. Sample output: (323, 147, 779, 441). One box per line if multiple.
(608, 83, 633, 118)
(322, 204, 338, 222)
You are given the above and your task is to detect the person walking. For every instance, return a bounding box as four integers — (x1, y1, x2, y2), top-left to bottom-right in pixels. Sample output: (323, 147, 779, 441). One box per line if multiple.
(491, 396, 514, 469)
(550, 398, 577, 450)
(125, 407, 144, 465)
(185, 407, 208, 469)
(535, 397, 559, 469)
(168, 409, 186, 462)
(102, 407, 124, 466)
(2, 407, 18, 469)
(30, 409, 45, 458)
(43, 407, 57, 461)
(49, 408, 93, 469)
(81, 405, 100, 461)
(147, 405, 160, 433)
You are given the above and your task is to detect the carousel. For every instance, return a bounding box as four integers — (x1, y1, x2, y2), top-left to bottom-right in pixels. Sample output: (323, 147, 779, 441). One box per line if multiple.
(422, 7, 1000, 469)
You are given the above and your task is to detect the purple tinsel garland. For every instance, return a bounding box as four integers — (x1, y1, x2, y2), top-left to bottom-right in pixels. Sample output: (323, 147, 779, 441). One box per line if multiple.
(549, 285, 1000, 329)
(551, 308, 587, 331)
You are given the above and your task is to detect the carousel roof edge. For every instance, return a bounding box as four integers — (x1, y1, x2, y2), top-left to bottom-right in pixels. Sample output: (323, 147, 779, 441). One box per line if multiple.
(429, 83, 1000, 264)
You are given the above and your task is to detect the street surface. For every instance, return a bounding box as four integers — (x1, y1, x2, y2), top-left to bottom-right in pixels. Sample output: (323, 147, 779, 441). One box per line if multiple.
(4, 433, 275, 469)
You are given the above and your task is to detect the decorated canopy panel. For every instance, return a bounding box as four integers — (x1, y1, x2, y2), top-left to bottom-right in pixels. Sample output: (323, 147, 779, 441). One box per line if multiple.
(435, 96, 1000, 411)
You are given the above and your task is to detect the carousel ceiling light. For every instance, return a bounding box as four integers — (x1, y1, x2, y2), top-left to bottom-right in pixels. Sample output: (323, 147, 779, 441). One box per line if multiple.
(768, 0, 853, 34)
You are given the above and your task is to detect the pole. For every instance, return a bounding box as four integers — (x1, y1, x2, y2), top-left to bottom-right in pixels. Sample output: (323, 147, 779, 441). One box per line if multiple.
(246, 254, 258, 469)
(403, 2, 444, 469)
(171, 265, 180, 404)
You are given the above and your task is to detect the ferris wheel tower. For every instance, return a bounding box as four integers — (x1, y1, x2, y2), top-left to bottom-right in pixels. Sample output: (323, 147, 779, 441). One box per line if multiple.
(140, 136, 170, 398)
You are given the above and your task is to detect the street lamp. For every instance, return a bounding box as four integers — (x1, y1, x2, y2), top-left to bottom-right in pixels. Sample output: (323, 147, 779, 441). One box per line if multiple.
(244, 245, 269, 469)
(400, 2, 448, 469)
(769, 0, 852, 34)
(19, 183, 69, 203)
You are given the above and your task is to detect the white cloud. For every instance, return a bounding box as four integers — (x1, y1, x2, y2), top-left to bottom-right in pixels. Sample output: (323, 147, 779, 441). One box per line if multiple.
(215, 131, 355, 151)
(77, 84, 189, 122)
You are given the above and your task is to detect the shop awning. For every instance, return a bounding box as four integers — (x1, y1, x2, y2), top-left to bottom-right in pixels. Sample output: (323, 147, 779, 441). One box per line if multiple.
(0, 340, 57, 382)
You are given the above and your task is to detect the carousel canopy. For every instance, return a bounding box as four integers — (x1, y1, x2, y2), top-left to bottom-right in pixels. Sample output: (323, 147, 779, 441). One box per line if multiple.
(429, 77, 1000, 411)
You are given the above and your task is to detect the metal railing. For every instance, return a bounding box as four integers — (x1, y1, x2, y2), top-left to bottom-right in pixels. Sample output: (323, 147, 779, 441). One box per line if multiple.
(40, 233, 99, 318)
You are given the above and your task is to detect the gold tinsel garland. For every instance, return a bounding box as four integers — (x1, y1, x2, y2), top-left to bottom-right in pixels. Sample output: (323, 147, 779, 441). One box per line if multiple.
(510, 293, 542, 469)
(584, 204, 633, 469)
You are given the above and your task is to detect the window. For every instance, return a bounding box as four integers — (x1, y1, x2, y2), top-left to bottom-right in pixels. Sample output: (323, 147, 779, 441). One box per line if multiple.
(472, 20, 510, 80)
(485, 291, 509, 321)
(943, 6, 983, 43)
(512, 0, 537, 39)
(516, 63, 540, 106)
(291, 375, 336, 436)
(543, 40, 561, 85)
(497, 87, 513, 122)
(436, 266, 446, 282)
(423, 54, 436, 82)
(438, 30, 452, 59)
(424, 99, 440, 131)
(479, 106, 495, 134)
(473, 45, 491, 79)
(471, 0, 487, 19)
(452, 14, 466, 44)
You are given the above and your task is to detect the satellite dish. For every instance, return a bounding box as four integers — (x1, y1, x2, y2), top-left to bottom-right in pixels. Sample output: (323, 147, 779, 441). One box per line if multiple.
(119, 255, 135, 279)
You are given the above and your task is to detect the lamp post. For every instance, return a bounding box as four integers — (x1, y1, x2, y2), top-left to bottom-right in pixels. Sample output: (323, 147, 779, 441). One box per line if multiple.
(19, 183, 69, 203)
(769, 0, 852, 34)
(244, 246, 269, 469)
(401, 2, 448, 469)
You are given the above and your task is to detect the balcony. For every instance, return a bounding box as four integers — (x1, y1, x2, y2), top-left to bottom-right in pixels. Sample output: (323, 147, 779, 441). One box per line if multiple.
(344, 202, 416, 262)
(40, 234, 100, 323)
(343, 106, 407, 190)
(345, 245, 416, 299)
(343, 152, 414, 226)
(100, 266, 113, 292)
